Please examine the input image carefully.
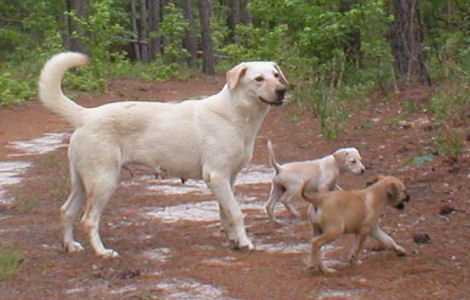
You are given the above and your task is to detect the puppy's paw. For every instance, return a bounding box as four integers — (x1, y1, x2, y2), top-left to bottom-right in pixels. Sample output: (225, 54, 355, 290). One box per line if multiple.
(349, 256, 362, 266)
(395, 246, 406, 257)
(97, 248, 120, 258)
(64, 241, 84, 253)
(319, 265, 337, 275)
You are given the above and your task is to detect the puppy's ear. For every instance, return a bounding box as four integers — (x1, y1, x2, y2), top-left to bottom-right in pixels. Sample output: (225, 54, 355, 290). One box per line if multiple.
(386, 182, 400, 201)
(273, 63, 288, 84)
(366, 175, 382, 187)
(226, 63, 247, 91)
(333, 150, 347, 165)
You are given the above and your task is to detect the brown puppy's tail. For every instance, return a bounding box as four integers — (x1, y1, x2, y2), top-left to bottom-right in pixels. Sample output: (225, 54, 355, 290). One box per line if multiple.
(300, 180, 322, 205)
(267, 140, 281, 174)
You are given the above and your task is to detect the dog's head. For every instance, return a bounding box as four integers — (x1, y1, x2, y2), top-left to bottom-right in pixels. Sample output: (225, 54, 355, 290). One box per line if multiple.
(367, 176, 410, 210)
(226, 62, 288, 107)
(333, 147, 365, 175)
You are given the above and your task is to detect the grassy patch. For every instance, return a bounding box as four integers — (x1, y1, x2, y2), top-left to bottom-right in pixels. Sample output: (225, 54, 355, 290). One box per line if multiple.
(0, 246, 22, 280)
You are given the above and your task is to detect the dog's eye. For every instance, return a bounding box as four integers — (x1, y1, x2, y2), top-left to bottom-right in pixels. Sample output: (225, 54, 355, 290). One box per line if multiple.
(255, 76, 264, 82)
(351, 160, 356, 164)
(274, 73, 279, 78)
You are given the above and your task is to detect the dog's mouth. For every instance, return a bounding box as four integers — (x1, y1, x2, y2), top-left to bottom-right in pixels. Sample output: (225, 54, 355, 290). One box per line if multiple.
(395, 202, 405, 210)
(259, 96, 283, 106)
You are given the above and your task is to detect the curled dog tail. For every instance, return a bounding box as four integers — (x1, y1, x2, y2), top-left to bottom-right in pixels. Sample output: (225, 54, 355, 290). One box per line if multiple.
(300, 180, 322, 205)
(38, 52, 90, 128)
(267, 140, 281, 174)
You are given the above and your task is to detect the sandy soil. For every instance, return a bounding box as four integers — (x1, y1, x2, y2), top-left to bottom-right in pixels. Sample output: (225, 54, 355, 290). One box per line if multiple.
(0, 76, 469, 299)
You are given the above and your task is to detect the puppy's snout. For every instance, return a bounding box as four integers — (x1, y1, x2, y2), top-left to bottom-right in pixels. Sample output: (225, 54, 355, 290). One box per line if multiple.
(275, 85, 286, 100)
(396, 202, 405, 210)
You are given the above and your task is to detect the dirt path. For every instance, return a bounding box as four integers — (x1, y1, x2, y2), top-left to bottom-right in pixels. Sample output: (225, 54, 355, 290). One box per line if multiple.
(1, 77, 469, 299)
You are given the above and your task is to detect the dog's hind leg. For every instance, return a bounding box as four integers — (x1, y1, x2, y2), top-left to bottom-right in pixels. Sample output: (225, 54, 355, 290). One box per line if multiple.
(61, 164, 86, 252)
(349, 231, 368, 265)
(279, 187, 301, 219)
(265, 182, 285, 223)
(80, 166, 120, 258)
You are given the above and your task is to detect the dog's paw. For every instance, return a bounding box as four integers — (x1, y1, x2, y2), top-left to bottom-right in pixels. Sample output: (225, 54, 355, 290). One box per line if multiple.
(395, 246, 406, 257)
(319, 265, 337, 275)
(230, 239, 254, 251)
(64, 241, 84, 253)
(97, 248, 120, 258)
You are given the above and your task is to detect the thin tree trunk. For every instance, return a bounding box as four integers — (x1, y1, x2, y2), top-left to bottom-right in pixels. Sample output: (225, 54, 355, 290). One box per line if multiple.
(148, 0, 161, 59)
(66, 0, 87, 53)
(182, 0, 197, 67)
(199, 0, 215, 75)
(229, 0, 241, 41)
(390, 0, 431, 87)
(340, 0, 361, 64)
(140, 0, 149, 63)
(130, 0, 141, 61)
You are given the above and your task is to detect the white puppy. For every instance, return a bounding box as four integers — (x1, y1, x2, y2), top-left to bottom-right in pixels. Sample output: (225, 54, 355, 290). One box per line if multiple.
(265, 140, 365, 223)
(38, 52, 288, 257)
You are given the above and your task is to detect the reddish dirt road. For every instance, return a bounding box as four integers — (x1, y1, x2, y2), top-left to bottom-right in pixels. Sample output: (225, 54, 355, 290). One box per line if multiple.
(0, 76, 469, 299)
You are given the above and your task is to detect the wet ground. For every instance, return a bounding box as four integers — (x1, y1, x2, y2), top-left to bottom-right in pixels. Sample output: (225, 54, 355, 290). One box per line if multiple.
(0, 76, 470, 299)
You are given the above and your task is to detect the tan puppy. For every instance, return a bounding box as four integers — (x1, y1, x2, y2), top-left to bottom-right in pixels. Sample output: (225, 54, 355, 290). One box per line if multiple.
(265, 140, 365, 224)
(300, 175, 409, 274)
(38, 52, 287, 257)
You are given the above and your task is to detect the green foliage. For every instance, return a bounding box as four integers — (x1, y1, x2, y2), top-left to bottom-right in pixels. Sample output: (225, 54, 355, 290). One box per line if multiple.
(434, 128, 465, 161)
(221, 24, 288, 62)
(0, 246, 21, 280)
(0, 73, 34, 106)
(156, 3, 190, 63)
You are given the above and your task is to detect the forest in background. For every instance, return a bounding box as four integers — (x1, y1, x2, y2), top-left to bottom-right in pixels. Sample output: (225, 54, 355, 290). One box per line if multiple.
(0, 0, 469, 148)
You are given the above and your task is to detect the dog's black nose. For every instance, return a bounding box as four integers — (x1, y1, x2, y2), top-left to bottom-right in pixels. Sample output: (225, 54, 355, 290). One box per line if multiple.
(276, 85, 286, 99)
(396, 202, 405, 210)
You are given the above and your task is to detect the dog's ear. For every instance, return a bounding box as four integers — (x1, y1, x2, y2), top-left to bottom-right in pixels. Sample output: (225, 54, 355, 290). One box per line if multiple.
(333, 150, 347, 165)
(366, 176, 382, 187)
(273, 63, 288, 85)
(386, 182, 400, 201)
(226, 63, 247, 91)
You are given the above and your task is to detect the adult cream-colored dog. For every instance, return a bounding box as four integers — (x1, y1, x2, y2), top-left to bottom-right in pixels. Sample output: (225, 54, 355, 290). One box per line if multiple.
(38, 52, 287, 257)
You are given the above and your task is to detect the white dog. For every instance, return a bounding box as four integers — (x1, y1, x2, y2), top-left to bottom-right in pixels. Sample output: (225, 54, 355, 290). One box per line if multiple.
(38, 52, 287, 257)
(265, 140, 365, 224)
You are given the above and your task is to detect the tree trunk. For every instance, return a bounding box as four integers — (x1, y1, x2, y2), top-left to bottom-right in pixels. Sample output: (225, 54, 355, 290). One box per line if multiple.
(140, 0, 149, 63)
(240, 0, 252, 24)
(229, 0, 241, 41)
(390, 0, 431, 87)
(199, 0, 215, 75)
(66, 0, 87, 53)
(148, 0, 161, 59)
(182, 0, 197, 67)
(130, 0, 141, 61)
(340, 0, 361, 64)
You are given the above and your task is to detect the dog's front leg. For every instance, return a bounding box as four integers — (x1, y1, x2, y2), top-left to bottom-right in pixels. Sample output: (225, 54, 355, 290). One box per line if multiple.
(204, 171, 253, 250)
(371, 225, 406, 256)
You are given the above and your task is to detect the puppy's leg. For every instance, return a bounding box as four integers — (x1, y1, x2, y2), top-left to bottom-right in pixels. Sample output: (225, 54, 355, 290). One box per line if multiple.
(80, 166, 120, 258)
(205, 171, 253, 250)
(265, 182, 285, 223)
(309, 229, 341, 274)
(371, 225, 406, 256)
(61, 165, 85, 252)
(349, 231, 368, 265)
(279, 187, 301, 219)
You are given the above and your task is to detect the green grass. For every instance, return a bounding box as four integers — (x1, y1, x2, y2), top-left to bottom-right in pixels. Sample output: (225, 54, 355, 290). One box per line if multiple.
(0, 247, 21, 280)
